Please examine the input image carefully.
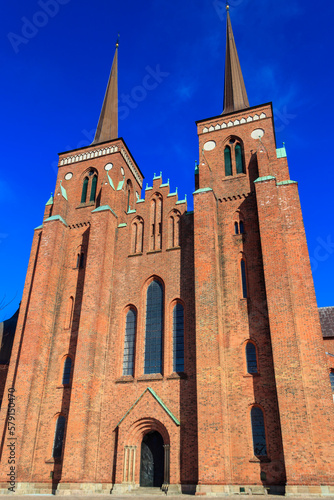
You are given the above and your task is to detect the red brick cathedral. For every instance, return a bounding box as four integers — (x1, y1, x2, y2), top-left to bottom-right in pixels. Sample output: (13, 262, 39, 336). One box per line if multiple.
(1, 8, 334, 496)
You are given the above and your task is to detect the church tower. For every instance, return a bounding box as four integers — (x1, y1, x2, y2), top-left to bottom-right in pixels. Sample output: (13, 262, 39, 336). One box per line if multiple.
(0, 7, 333, 497)
(193, 5, 334, 495)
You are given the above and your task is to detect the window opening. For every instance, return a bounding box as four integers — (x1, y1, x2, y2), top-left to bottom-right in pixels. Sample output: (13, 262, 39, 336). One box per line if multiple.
(62, 357, 72, 385)
(81, 177, 89, 203)
(224, 146, 232, 176)
(123, 309, 137, 376)
(144, 280, 163, 374)
(235, 143, 244, 174)
(241, 260, 248, 298)
(52, 416, 66, 458)
(173, 303, 184, 372)
(251, 407, 267, 456)
(246, 343, 258, 373)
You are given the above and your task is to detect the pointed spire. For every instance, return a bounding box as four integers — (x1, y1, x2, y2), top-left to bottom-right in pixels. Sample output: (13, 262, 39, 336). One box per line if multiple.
(222, 6, 249, 115)
(92, 39, 119, 145)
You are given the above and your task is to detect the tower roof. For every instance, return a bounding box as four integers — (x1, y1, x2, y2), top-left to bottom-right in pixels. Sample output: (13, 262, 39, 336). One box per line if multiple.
(222, 7, 249, 115)
(92, 42, 118, 145)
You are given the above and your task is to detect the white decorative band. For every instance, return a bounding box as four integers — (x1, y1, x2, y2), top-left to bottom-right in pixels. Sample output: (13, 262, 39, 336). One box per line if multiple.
(202, 113, 267, 134)
(59, 146, 119, 166)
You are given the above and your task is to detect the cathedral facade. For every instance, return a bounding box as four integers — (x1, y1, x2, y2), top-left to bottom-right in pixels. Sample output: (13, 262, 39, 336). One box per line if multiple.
(0, 8, 334, 496)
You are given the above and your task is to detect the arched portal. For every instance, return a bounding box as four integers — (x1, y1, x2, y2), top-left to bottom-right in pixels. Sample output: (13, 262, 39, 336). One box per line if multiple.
(140, 431, 164, 487)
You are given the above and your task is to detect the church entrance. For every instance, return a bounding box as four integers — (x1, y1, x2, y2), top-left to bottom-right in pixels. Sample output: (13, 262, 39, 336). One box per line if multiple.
(140, 431, 164, 487)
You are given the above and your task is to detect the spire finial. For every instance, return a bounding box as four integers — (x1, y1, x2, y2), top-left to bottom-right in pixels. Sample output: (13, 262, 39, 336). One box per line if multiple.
(116, 33, 120, 49)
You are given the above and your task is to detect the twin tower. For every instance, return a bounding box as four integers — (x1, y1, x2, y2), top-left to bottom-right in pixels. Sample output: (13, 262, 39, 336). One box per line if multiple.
(0, 8, 333, 496)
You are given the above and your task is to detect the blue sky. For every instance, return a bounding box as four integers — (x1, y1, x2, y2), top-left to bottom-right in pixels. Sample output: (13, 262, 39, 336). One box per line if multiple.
(1, 0, 334, 319)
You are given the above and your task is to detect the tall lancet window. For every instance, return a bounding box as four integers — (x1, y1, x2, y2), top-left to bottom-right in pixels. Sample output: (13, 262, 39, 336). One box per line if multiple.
(240, 259, 248, 299)
(62, 357, 72, 385)
(144, 280, 164, 374)
(235, 143, 245, 174)
(251, 407, 267, 456)
(173, 303, 184, 372)
(90, 174, 98, 202)
(52, 415, 66, 459)
(246, 342, 258, 374)
(122, 309, 137, 376)
(224, 146, 232, 176)
(81, 177, 89, 203)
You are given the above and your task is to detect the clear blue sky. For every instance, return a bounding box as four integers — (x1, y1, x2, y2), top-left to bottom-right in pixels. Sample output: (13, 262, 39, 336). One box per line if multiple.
(1, 0, 334, 320)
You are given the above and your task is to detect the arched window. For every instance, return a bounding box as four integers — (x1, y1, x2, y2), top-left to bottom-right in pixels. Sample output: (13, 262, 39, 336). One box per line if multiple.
(240, 221, 245, 234)
(246, 343, 258, 374)
(81, 177, 89, 203)
(234, 222, 239, 235)
(123, 309, 137, 376)
(235, 143, 244, 174)
(241, 259, 248, 299)
(224, 146, 232, 176)
(330, 371, 334, 393)
(52, 415, 66, 458)
(251, 407, 267, 456)
(89, 174, 97, 202)
(145, 280, 163, 374)
(62, 357, 72, 385)
(173, 303, 184, 372)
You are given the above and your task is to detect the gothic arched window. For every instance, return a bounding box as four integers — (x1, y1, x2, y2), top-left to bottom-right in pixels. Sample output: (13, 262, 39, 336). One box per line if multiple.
(62, 357, 72, 385)
(52, 415, 66, 458)
(144, 280, 163, 374)
(234, 222, 239, 235)
(235, 143, 245, 174)
(173, 303, 184, 373)
(81, 177, 89, 203)
(240, 221, 245, 234)
(251, 407, 267, 456)
(224, 146, 232, 176)
(123, 309, 137, 376)
(246, 342, 258, 374)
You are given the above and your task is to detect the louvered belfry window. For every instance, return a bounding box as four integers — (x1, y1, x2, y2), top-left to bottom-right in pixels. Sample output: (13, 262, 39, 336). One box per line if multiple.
(123, 309, 137, 376)
(144, 280, 163, 374)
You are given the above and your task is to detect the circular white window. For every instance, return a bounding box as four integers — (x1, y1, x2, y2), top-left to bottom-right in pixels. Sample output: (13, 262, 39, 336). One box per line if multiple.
(251, 128, 265, 140)
(64, 172, 73, 180)
(104, 163, 113, 171)
(203, 140, 216, 151)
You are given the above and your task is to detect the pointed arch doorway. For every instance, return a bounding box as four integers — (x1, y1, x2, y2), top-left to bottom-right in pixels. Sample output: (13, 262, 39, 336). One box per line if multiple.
(140, 431, 164, 487)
